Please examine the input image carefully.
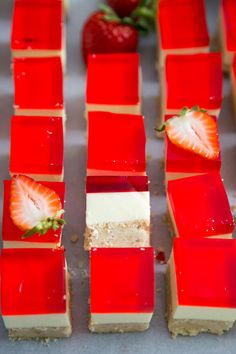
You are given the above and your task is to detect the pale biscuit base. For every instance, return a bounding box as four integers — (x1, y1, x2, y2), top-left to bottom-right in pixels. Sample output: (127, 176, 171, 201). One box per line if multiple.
(8, 325, 72, 340)
(166, 268, 234, 338)
(89, 321, 149, 333)
(84, 220, 150, 250)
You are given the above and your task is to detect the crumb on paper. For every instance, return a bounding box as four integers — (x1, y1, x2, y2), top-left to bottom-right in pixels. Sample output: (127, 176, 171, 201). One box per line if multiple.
(156, 288, 161, 293)
(70, 233, 79, 243)
(162, 213, 169, 224)
(147, 154, 153, 161)
(78, 260, 84, 269)
(81, 269, 89, 279)
(153, 190, 159, 196)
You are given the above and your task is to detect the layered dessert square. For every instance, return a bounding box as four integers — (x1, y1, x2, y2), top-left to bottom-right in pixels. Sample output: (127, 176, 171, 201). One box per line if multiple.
(2, 179, 65, 248)
(218, 0, 236, 71)
(167, 173, 234, 239)
(11, 0, 65, 65)
(89, 247, 155, 332)
(164, 115, 221, 181)
(85, 53, 141, 117)
(87, 112, 146, 176)
(10, 115, 64, 181)
(1, 248, 72, 339)
(230, 55, 236, 120)
(167, 238, 236, 337)
(157, 0, 209, 68)
(160, 53, 222, 123)
(85, 176, 150, 250)
(13, 57, 65, 119)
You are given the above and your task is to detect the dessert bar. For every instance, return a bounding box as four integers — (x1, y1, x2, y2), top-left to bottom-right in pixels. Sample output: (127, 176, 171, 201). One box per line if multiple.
(89, 247, 155, 333)
(11, 0, 65, 65)
(218, 0, 236, 71)
(1, 248, 72, 339)
(87, 111, 146, 176)
(85, 53, 141, 117)
(13, 57, 65, 119)
(85, 176, 150, 250)
(167, 173, 234, 239)
(159, 53, 222, 124)
(2, 179, 65, 248)
(167, 238, 236, 337)
(10, 115, 64, 181)
(157, 0, 209, 68)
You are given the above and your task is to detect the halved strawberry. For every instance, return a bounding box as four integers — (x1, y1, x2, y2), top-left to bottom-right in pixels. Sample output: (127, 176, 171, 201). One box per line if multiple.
(10, 175, 65, 239)
(156, 106, 220, 160)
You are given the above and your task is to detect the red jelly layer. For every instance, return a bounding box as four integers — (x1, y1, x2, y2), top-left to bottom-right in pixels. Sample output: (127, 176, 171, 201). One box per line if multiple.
(87, 112, 146, 174)
(90, 247, 155, 313)
(2, 180, 65, 244)
(11, 0, 63, 50)
(222, 0, 236, 51)
(1, 248, 66, 315)
(158, 0, 209, 49)
(86, 176, 149, 193)
(173, 238, 236, 308)
(165, 53, 222, 109)
(10, 116, 64, 175)
(86, 53, 140, 105)
(167, 173, 234, 238)
(233, 55, 236, 80)
(14, 57, 63, 110)
(165, 115, 221, 174)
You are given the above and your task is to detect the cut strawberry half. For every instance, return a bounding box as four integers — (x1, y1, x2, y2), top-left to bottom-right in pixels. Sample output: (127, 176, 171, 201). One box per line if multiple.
(10, 175, 65, 239)
(156, 106, 220, 160)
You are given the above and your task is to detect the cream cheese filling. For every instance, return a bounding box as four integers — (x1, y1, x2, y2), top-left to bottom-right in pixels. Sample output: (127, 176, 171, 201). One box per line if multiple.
(91, 313, 153, 324)
(86, 191, 150, 225)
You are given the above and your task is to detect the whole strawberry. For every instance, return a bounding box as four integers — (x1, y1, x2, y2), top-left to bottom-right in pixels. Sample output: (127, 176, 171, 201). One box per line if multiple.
(108, 0, 140, 17)
(82, 10, 138, 64)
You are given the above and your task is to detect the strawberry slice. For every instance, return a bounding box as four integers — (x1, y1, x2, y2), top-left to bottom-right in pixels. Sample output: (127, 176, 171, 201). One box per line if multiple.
(10, 175, 65, 239)
(157, 106, 220, 160)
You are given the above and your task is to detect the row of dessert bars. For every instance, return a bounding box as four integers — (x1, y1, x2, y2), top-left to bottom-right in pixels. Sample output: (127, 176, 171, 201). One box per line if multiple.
(1, 0, 72, 340)
(84, 53, 155, 332)
(157, 0, 236, 338)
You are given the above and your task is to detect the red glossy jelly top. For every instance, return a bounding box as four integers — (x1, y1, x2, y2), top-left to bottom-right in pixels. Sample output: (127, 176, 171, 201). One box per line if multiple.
(165, 53, 222, 109)
(222, 0, 236, 51)
(232, 55, 236, 80)
(11, 0, 63, 50)
(2, 180, 65, 244)
(86, 53, 140, 105)
(13, 57, 63, 110)
(173, 238, 236, 308)
(1, 248, 66, 315)
(167, 173, 234, 238)
(165, 115, 221, 173)
(87, 112, 146, 174)
(86, 176, 149, 193)
(158, 0, 209, 49)
(10, 116, 64, 175)
(90, 247, 155, 313)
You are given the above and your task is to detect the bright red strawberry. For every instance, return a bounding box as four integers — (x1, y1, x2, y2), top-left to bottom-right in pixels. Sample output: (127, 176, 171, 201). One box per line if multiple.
(82, 11, 138, 63)
(10, 175, 65, 238)
(108, 0, 140, 17)
(157, 106, 220, 160)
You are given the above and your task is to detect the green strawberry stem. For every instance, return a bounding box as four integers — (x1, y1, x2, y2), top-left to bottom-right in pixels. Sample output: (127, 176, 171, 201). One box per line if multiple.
(21, 209, 66, 239)
(154, 106, 207, 132)
(99, 0, 157, 35)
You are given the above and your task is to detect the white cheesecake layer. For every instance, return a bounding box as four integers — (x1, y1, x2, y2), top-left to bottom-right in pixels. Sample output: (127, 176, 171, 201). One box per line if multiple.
(9, 172, 64, 183)
(85, 103, 141, 118)
(3, 241, 60, 249)
(14, 108, 66, 120)
(86, 191, 150, 225)
(3, 266, 70, 329)
(169, 254, 236, 321)
(91, 313, 153, 325)
(87, 169, 146, 177)
(218, 8, 234, 71)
